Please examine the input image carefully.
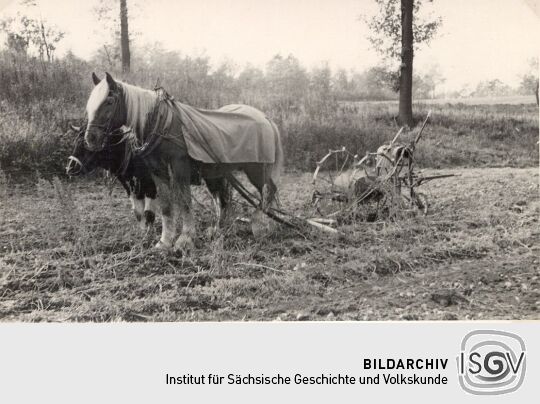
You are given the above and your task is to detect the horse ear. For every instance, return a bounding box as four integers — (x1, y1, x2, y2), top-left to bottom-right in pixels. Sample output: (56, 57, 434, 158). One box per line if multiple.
(92, 72, 101, 86)
(105, 72, 118, 91)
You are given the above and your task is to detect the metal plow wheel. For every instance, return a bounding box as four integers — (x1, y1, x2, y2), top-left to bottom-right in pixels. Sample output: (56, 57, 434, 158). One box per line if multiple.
(310, 111, 456, 227)
(311, 147, 384, 223)
(311, 147, 359, 218)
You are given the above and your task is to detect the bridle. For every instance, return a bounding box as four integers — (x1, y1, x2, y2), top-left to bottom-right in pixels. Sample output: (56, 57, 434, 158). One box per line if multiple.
(85, 87, 123, 151)
(68, 84, 167, 177)
(65, 154, 85, 175)
(66, 125, 132, 176)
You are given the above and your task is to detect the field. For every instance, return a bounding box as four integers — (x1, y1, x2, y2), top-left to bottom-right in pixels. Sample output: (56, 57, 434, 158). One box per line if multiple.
(366, 95, 538, 105)
(0, 166, 538, 321)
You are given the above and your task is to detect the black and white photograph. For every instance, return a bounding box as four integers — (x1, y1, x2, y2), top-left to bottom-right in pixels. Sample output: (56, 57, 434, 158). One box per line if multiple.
(0, 0, 538, 324)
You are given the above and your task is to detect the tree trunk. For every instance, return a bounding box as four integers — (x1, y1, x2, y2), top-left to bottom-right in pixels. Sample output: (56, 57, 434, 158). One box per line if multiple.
(399, 0, 414, 127)
(120, 0, 130, 74)
(39, 20, 51, 62)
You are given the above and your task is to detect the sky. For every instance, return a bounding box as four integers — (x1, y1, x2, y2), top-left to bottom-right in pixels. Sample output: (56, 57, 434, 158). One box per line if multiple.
(0, 0, 538, 91)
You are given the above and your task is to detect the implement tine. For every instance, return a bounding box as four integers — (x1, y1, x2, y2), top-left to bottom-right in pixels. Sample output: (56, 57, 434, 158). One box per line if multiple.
(413, 110, 432, 146)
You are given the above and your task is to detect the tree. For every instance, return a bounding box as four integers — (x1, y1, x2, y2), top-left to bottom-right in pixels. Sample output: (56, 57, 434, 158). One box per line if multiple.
(119, 0, 130, 73)
(412, 73, 431, 99)
(332, 69, 352, 100)
(472, 79, 514, 98)
(414, 64, 445, 99)
(364, 0, 441, 126)
(0, 11, 64, 61)
(237, 64, 265, 105)
(93, 0, 133, 74)
(361, 66, 398, 99)
(399, 0, 414, 126)
(519, 57, 539, 106)
(211, 59, 240, 107)
(265, 54, 309, 113)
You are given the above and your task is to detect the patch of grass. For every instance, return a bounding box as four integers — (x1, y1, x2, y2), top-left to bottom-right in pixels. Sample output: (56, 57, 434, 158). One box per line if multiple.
(0, 100, 80, 176)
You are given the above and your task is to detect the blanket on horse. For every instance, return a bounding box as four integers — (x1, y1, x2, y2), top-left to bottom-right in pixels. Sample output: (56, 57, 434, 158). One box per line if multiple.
(173, 102, 277, 164)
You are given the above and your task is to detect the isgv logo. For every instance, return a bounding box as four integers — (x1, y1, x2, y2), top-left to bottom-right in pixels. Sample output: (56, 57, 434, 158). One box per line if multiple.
(457, 330, 526, 395)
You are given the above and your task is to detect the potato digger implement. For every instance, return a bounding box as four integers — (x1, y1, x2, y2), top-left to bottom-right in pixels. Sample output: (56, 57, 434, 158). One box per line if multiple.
(239, 111, 456, 235)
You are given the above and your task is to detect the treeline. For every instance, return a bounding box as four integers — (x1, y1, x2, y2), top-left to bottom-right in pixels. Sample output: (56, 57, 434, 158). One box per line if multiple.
(0, 45, 537, 176)
(0, 45, 402, 113)
(3, 41, 535, 119)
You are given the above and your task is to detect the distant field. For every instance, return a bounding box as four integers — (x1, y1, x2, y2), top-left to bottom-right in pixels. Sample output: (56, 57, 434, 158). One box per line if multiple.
(0, 167, 538, 321)
(329, 99, 539, 170)
(417, 95, 538, 105)
(349, 95, 538, 105)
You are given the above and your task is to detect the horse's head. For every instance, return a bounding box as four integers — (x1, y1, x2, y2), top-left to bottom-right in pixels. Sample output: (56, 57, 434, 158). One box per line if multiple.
(66, 124, 96, 176)
(66, 123, 127, 176)
(84, 72, 127, 151)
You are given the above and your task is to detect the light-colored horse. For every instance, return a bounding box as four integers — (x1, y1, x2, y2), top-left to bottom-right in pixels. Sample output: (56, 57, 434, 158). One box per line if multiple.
(84, 72, 283, 252)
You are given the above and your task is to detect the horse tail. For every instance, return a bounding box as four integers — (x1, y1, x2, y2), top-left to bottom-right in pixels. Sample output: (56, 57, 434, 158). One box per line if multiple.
(269, 120, 283, 184)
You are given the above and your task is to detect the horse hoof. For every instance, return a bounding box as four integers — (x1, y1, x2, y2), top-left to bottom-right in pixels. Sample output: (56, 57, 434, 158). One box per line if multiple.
(174, 235, 195, 253)
(154, 240, 172, 250)
(251, 210, 272, 238)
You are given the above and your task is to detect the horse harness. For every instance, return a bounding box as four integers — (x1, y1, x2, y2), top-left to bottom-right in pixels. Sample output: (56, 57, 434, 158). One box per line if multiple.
(113, 87, 202, 184)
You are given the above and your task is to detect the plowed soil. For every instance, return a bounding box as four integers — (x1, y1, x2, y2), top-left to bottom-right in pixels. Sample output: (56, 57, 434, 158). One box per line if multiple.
(0, 167, 538, 321)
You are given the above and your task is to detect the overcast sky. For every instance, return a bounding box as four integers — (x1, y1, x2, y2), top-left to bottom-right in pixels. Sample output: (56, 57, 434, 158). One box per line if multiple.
(0, 0, 538, 91)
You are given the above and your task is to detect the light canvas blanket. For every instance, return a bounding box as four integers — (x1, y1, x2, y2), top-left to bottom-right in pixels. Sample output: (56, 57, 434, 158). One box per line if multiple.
(173, 102, 277, 164)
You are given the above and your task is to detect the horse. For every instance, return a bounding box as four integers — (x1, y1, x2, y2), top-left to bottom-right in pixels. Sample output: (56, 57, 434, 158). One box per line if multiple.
(66, 124, 233, 235)
(66, 124, 158, 230)
(83, 72, 283, 252)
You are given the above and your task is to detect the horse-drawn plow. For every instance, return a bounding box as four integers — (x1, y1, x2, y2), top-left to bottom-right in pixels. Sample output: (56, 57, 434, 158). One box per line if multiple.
(251, 112, 456, 234)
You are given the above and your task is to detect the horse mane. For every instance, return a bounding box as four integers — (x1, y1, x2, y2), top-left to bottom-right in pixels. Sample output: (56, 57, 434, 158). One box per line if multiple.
(120, 81, 158, 139)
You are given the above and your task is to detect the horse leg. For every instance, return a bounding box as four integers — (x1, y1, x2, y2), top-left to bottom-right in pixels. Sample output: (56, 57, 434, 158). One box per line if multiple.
(244, 164, 278, 237)
(218, 178, 232, 224)
(244, 164, 278, 211)
(131, 195, 146, 230)
(147, 142, 193, 251)
(261, 178, 278, 211)
(142, 176, 158, 229)
(204, 177, 231, 238)
(174, 182, 195, 253)
(154, 178, 177, 250)
(128, 178, 146, 230)
(243, 164, 263, 207)
(143, 196, 157, 228)
(169, 158, 195, 253)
